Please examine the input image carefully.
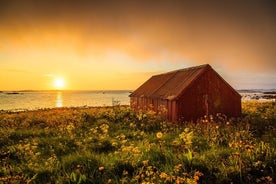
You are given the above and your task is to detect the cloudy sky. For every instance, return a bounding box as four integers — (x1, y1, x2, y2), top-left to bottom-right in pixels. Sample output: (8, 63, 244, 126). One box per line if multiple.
(0, 0, 275, 90)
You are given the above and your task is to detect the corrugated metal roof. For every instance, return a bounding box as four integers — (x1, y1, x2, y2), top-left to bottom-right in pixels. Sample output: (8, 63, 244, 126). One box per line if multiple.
(130, 64, 210, 100)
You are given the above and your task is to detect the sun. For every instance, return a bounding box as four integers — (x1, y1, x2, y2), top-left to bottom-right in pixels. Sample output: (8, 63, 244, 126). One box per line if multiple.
(54, 78, 65, 90)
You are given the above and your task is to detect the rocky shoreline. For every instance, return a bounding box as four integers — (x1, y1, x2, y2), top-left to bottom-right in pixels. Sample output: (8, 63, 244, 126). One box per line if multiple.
(241, 92, 276, 101)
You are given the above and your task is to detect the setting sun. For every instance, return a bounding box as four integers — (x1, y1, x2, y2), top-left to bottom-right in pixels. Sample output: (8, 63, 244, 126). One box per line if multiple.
(54, 78, 65, 90)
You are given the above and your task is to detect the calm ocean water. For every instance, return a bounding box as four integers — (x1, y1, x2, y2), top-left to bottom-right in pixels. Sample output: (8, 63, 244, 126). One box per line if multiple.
(0, 90, 131, 111)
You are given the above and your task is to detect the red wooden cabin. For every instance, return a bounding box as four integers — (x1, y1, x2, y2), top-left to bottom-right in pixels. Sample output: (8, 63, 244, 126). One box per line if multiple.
(130, 64, 241, 122)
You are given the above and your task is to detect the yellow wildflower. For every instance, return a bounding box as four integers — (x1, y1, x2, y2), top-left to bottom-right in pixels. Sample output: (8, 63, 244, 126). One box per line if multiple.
(122, 170, 128, 176)
(265, 176, 272, 182)
(160, 172, 168, 179)
(98, 166, 105, 172)
(156, 132, 163, 139)
(142, 160, 149, 166)
(194, 175, 199, 182)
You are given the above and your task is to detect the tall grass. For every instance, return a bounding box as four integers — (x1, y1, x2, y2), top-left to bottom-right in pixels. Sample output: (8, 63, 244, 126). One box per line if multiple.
(0, 102, 275, 183)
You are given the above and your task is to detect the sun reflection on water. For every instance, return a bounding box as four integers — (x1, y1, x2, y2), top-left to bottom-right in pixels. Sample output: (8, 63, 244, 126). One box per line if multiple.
(56, 92, 63, 107)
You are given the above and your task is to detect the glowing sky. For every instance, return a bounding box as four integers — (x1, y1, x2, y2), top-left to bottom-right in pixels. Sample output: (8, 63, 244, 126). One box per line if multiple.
(0, 0, 275, 90)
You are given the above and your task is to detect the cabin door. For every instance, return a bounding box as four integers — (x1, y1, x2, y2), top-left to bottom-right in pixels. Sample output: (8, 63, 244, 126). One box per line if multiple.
(203, 94, 209, 116)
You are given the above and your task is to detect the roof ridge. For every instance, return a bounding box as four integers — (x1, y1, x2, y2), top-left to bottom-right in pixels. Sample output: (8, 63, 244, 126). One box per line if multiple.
(155, 64, 210, 76)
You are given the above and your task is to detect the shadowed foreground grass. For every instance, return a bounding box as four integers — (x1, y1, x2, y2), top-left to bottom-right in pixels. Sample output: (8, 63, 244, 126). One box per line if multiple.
(0, 101, 275, 183)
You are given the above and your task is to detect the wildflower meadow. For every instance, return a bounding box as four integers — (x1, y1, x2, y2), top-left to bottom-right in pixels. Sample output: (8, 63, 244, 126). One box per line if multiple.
(0, 101, 275, 183)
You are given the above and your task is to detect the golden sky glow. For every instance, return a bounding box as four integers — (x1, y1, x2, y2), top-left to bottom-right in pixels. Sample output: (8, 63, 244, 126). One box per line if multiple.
(0, 0, 275, 90)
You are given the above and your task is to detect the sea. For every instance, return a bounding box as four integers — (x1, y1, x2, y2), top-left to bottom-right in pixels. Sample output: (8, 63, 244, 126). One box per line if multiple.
(0, 89, 275, 112)
(0, 90, 131, 111)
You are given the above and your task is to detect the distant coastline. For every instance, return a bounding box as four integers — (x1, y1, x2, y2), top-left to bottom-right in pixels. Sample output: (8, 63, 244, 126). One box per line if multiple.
(237, 89, 276, 93)
(0, 89, 133, 93)
(0, 90, 133, 96)
(237, 89, 276, 101)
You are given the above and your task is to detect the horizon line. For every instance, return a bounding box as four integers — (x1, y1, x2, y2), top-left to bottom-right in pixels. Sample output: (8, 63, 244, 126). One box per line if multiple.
(0, 89, 134, 92)
(1, 88, 276, 93)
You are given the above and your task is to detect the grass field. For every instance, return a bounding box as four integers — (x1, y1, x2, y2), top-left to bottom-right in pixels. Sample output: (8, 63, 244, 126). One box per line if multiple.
(0, 101, 275, 183)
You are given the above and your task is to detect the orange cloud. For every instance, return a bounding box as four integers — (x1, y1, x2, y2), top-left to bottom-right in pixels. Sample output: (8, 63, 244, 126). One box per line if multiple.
(0, 0, 275, 90)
